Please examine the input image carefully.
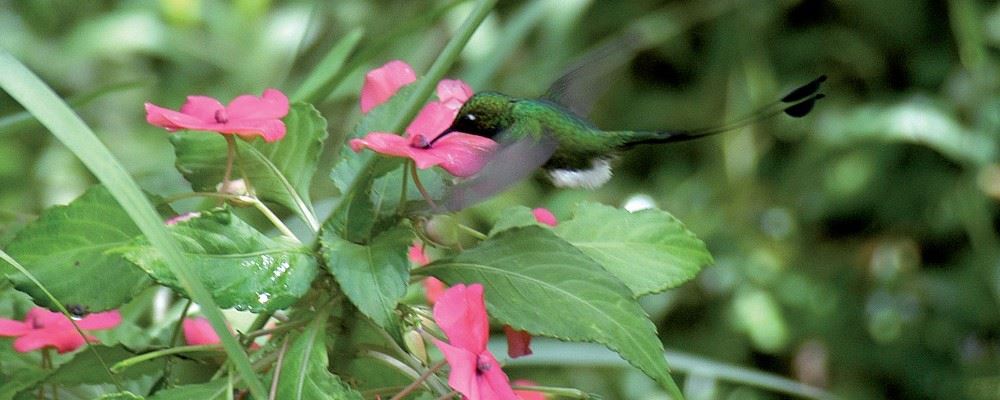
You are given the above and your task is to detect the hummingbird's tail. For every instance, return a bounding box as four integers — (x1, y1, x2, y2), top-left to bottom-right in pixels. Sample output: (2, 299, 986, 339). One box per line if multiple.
(627, 75, 827, 147)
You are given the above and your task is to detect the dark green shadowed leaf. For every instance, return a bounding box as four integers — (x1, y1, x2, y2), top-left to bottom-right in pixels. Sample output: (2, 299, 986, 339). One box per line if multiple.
(171, 102, 327, 229)
(1, 185, 151, 312)
(418, 226, 680, 395)
(147, 380, 228, 400)
(122, 208, 318, 312)
(553, 202, 713, 296)
(274, 310, 363, 400)
(319, 225, 411, 331)
(46, 345, 161, 386)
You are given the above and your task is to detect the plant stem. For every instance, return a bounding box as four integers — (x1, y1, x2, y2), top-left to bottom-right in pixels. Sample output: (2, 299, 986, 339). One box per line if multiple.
(511, 384, 593, 399)
(244, 318, 308, 341)
(411, 162, 437, 209)
(160, 299, 193, 388)
(222, 135, 237, 188)
(390, 359, 447, 400)
(111, 344, 223, 373)
(397, 161, 410, 215)
(456, 223, 488, 240)
(250, 198, 301, 243)
(267, 337, 291, 400)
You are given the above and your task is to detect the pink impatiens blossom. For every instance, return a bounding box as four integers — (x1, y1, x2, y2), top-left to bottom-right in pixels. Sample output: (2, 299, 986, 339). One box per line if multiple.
(0, 307, 121, 353)
(182, 317, 221, 346)
(350, 60, 498, 178)
(531, 208, 558, 227)
(432, 284, 518, 400)
(360, 60, 417, 114)
(408, 243, 447, 305)
(145, 88, 290, 142)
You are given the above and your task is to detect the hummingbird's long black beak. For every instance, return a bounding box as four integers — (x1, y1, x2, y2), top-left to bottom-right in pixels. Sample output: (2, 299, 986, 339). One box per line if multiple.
(425, 125, 459, 148)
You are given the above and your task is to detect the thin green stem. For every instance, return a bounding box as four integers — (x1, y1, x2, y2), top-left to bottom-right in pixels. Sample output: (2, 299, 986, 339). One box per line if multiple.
(244, 318, 308, 341)
(411, 162, 437, 209)
(511, 384, 593, 399)
(456, 223, 487, 240)
(397, 161, 411, 215)
(250, 198, 301, 243)
(111, 344, 223, 373)
(241, 312, 274, 346)
(268, 337, 291, 400)
(160, 299, 193, 387)
(222, 135, 237, 189)
(389, 359, 448, 400)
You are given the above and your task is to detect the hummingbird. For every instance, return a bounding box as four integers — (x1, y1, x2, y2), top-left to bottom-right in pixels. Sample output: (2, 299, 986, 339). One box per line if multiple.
(421, 56, 827, 211)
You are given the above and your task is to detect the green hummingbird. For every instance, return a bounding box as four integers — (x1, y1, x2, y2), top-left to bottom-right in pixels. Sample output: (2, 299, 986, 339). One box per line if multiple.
(424, 66, 826, 211)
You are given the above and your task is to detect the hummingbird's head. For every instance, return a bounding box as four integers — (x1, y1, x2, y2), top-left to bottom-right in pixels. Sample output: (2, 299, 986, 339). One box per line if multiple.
(445, 91, 515, 139)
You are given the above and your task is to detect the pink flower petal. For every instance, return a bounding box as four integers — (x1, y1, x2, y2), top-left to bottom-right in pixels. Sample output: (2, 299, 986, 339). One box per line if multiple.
(513, 380, 547, 400)
(433, 339, 480, 399)
(145, 89, 289, 142)
(145, 103, 205, 131)
(407, 102, 459, 138)
(178, 96, 225, 121)
(215, 119, 287, 142)
(531, 208, 558, 227)
(424, 277, 447, 305)
(0, 319, 29, 337)
(436, 79, 474, 110)
(503, 325, 533, 358)
(75, 310, 122, 331)
(419, 133, 497, 177)
(226, 88, 290, 120)
(408, 243, 430, 266)
(14, 329, 93, 354)
(478, 351, 519, 400)
(361, 60, 417, 114)
(183, 317, 221, 346)
(433, 284, 489, 354)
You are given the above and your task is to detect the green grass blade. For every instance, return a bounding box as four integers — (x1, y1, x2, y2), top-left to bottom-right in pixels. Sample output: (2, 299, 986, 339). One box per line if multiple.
(0, 80, 143, 137)
(0, 51, 269, 399)
(292, 28, 364, 104)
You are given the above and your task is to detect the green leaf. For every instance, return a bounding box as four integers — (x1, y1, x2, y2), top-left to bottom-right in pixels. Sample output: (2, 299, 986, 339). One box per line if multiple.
(489, 205, 545, 235)
(95, 392, 143, 400)
(419, 226, 681, 396)
(171, 102, 328, 229)
(123, 208, 318, 312)
(320, 225, 411, 331)
(147, 380, 228, 400)
(553, 202, 713, 296)
(0, 369, 49, 400)
(1, 185, 151, 311)
(274, 311, 363, 400)
(46, 345, 162, 386)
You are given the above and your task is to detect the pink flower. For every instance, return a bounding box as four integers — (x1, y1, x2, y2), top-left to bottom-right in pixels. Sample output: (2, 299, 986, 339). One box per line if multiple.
(360, 60, 417, 114)
(350, 61, 497, 178)
(512, 380, 547, 400)
(502, 325, 533, 359)
(0, 307, 121, 353)
(182, 317, 221, 346)
(432, 284, 518, 400)
(145, 88, 290, 142)
(409, 243, 448, 305)
(531, 208, 558, 227)
(165, 212, 201, 226)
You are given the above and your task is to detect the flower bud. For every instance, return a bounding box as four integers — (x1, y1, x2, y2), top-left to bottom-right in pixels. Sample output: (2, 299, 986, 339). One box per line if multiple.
(403, 329, 428, 365)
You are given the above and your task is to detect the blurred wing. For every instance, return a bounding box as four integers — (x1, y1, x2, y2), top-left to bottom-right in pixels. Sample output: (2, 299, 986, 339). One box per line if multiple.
(542, 30, 643, 117)
(441, 133, 558, 212)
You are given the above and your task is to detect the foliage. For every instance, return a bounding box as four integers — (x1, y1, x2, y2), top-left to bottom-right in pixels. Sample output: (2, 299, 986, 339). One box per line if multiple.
(0, 0, 998, 399)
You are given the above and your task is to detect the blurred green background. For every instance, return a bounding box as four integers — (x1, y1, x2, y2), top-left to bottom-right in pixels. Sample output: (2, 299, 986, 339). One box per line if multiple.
(2, 0, 1000, 399)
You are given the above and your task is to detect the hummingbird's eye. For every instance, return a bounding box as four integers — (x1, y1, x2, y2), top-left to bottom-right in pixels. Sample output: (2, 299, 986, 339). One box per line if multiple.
(465, 114, 477, 122)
